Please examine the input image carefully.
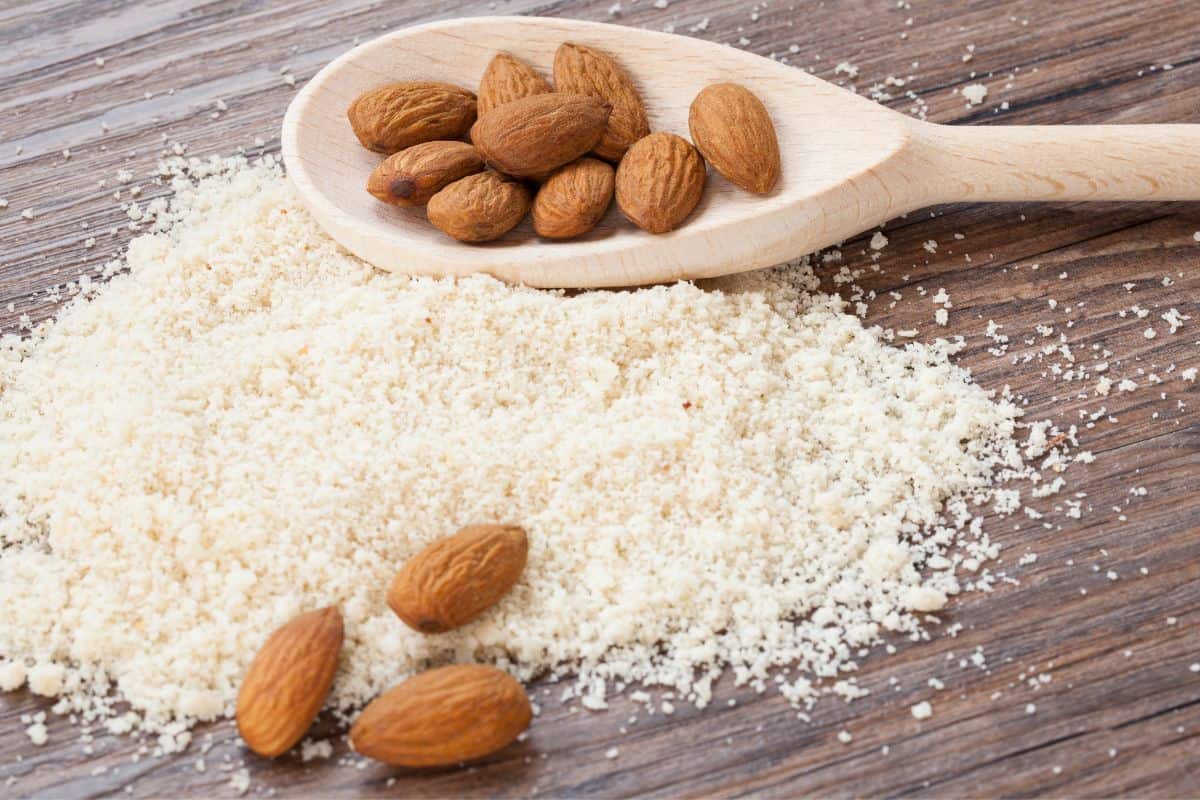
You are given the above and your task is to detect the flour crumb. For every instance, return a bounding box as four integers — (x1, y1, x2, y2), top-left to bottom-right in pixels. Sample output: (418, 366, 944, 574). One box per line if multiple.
(25, 722, 48, 746)
(962, 83, 988, 105)
(300, 738, 334, 762)
(835, 61, 859, 79)
(229, 768, 251, 795)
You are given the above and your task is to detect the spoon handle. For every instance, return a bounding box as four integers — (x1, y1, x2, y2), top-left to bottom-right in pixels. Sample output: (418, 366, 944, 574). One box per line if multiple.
(912, 122, 1200, 203)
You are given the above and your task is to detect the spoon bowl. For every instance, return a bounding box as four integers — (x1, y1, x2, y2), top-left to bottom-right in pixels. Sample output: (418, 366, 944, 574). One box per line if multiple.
(282, 16, 1200, 288)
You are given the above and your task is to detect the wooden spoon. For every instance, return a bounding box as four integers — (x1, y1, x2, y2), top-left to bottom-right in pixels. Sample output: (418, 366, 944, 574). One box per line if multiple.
(282, 16, 1200, 289)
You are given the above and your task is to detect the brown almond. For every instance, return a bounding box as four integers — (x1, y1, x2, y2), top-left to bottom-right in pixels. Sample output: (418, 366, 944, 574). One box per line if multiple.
(615, 132, 706, 234)
(532, 158, 615, 240)
(478, 53, 552, 116)
(350, 664, 531, 767)
(426, 173, 532, 243)
(470, 93, 610, 179)
(236, 607, 343, 758)
(347, 82, 477, 154)
(367, 141, 484, 207)
(688, 83, 781, 194)
(553, 43, 650, 162)
(388, 524, 528, 632)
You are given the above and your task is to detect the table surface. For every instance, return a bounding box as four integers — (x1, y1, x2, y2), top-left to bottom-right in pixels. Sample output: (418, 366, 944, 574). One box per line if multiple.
(1, 0, 1197, 797)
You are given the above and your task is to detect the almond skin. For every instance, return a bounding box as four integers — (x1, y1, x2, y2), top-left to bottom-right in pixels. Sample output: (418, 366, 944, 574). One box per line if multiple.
(532, 158, 615, 240)
(367, 141, 484, 207)
(615, 132, 707, 234)
(553, 43, 650, 162)
(350, 664, 531, 768)
(388, 524, 528, 632)
(688, 83, 781, 194)
(478, 53, 551, 116)
(347, 82, 477, 154)
(470, 93, 610, 179)
(236, 607, 343, 758)
(426, 173, 532, 243)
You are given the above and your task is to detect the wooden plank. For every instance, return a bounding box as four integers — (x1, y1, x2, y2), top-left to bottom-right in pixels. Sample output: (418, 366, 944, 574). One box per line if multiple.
(1, 0, 1198, 797)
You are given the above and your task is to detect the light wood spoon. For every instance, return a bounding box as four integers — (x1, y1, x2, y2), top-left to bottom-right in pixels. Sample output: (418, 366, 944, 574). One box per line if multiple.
(281, 16, 1200, 289)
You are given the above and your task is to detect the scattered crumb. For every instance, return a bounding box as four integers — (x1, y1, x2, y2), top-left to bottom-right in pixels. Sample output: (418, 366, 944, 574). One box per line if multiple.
(962, 83, 988, 105)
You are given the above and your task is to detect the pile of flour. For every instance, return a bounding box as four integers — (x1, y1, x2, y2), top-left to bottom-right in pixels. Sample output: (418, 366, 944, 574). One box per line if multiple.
(0, 156, 1035, 738)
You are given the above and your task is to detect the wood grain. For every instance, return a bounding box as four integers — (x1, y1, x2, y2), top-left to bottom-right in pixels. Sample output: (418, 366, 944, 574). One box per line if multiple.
(0, 0, 1197, 797)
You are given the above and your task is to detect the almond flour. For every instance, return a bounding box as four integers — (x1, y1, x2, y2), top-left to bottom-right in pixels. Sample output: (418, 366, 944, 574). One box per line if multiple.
(0, 156, 1047, 739)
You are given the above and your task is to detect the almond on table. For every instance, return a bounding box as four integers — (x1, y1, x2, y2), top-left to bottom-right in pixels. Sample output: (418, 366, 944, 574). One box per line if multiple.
(347, 81, 477, 153)
(350, 664, 532, 768)
(235, 607, 343, 758)
(388, 524, 528, 632)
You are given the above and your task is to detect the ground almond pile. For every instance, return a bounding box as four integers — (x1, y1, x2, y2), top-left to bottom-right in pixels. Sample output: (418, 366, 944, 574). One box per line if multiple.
(0, 157, 1041, 742)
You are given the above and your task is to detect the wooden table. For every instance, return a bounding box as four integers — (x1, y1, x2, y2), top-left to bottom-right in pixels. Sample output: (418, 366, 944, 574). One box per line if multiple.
(1, 1, 1197, 796)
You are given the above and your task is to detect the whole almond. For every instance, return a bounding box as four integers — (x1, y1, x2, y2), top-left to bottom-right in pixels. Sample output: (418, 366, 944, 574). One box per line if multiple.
(470, 93, 610, 179)
(347, 82, 477, 154)
(367, 141, 484, 207)
(350, 664, 531, 767)
(553, 43, 650, 162)
(615, 132, 706, 234)
(236, 607, 343, 758)
(688, 83, 781, 194)
(426, 173, 532, 243)
(478, 53, 551, 115)
(388, 524, 528, 632)
(532, 158, 615, 240)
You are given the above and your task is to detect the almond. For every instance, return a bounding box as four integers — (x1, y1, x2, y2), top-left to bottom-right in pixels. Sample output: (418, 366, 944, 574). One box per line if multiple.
(426, 173, 532, 243)
(553, 43, 650, 162)
(388, 524, 527, 632)
(688, 83, 781, 194)
(367, 141, 484, 207)
(235, 607, 343, 758)
(350, 664, 531, 767)
(615, 132, 707, 234)
(347, 82, 477, 154)
(532, 158, 615, 240)
(477, 53, 551, 116)
(470, 93, 610, 179)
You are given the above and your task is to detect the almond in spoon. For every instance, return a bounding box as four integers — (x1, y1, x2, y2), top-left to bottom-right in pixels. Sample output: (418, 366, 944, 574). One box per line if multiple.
(478, 53, 551, 115)
(427, 172, 531, 243)
(347, 81, 477, 154)
(553, 42, 650, 162)
(470, 93, 610, 179)
(235, 607, 343, 758)
(367, 141, 484, 207)
(688, 83, 781, 194)
(532, 158, 615, 240)
(615, 132, 706, 234)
